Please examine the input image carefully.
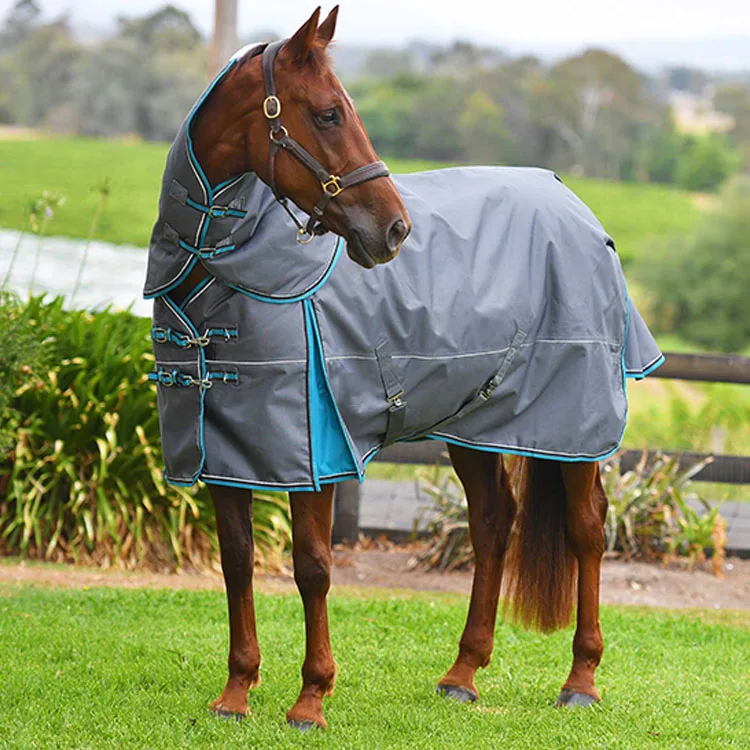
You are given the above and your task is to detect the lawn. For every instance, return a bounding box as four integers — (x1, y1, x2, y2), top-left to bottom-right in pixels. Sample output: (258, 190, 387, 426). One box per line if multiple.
(0, 138, 700, 262)
(0, 584, 748, 749)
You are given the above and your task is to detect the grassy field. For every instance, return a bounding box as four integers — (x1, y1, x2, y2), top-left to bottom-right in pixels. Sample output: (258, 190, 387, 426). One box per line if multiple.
(0, 138, 700, 262)
(0, 584, 748, 749)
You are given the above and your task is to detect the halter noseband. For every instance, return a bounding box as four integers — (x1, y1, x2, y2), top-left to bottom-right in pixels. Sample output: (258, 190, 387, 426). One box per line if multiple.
(261, 39, 391, 245)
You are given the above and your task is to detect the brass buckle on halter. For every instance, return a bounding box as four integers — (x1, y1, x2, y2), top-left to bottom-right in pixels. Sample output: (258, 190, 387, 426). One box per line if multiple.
(263, 95, 281, 119)
(322, 175, 343, 197)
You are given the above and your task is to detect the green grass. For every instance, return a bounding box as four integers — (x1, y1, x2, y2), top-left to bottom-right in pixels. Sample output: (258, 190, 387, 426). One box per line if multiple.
(0, 139, 700, 261)
(0, 584, 748, 749)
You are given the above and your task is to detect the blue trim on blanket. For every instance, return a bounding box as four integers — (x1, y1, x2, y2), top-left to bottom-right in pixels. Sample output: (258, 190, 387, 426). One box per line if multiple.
(161, 294, 207, 485)
(185, 59, 238, 197)
(219, 236, 344, 304)
(626, 354, 665, 380)
(143, 255, 199, 300)
(201, 476, 317, 493)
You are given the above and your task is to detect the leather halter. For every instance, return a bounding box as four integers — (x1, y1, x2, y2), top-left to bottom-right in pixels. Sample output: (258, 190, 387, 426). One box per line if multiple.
(261, 39, 391, 244)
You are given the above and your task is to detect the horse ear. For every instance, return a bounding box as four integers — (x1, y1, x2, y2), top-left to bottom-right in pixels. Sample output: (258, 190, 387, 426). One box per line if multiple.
(284, 7, 321, 64)
(317, 6, 339, 46)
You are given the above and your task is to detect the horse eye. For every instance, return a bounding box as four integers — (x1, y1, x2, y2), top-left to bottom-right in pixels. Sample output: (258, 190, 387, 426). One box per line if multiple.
(315, 108, 340, 127)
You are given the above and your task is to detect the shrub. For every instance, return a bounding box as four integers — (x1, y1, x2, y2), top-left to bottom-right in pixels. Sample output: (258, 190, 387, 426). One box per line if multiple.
(675, 134, 738, 192)
(415, 453, 725, 575)
(0, 290, 50, 456)
(0, 295, 291, 571)
(601, 451, 725, 569)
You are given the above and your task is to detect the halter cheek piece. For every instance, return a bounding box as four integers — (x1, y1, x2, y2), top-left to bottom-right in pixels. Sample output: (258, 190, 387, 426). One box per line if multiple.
(261, 39, 391, 245)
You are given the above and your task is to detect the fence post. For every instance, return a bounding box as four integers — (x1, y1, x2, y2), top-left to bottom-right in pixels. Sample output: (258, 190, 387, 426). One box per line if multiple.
(332, 480, 361, 544)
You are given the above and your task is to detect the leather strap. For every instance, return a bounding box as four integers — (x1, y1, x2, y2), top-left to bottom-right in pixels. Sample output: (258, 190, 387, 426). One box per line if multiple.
(260, 40, 390, 243)
(375, 341, 407, 447)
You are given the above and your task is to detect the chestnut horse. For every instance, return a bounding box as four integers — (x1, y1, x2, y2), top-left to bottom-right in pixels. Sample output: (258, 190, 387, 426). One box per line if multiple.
(174, 6, 608, 730)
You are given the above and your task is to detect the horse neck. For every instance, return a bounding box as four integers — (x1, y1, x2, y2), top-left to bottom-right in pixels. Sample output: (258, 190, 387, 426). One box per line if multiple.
(191, 69, 263, 187)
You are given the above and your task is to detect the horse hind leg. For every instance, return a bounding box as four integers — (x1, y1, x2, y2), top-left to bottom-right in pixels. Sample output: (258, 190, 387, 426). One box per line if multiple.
(209, 485, 261, 719)
(555, 462, 608, 708)
(436, 445, 516, 703)
(286, 486, 337, 731)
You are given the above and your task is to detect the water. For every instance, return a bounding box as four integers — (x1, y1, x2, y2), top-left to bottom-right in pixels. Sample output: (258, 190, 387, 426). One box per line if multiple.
(0, 229, 152, 318)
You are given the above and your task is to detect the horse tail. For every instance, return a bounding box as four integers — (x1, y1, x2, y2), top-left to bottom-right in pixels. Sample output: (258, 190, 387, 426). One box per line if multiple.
(502, 457, 576, 633)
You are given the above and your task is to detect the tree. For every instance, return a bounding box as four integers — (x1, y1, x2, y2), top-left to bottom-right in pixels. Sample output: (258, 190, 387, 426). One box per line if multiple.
(714, 84, 750, 171)
(458, 91, 512, 165)
(675, 135, 738, 192)
(73, 4, 205, 140)
(0, 0, 41, 52)
(537, 49, 651, 179)
(635, 178, 750, 353)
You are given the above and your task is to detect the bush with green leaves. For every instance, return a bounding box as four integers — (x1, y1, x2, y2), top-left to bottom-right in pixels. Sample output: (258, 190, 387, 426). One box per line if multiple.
(675, 134, 739, 192)
(415, 452, 725, 574)
(0, 295, 291, 571)
(0, 290, 50, 456)
(635, 177, 750, 353)
(601, 451, 724, 568)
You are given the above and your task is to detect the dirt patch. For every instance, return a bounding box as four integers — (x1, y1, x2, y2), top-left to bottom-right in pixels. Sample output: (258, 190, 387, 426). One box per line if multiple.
(1, 552, 749, 611)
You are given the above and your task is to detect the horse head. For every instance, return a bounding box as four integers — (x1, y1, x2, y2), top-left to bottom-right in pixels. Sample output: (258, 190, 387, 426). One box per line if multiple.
(192, 6, 411, 268)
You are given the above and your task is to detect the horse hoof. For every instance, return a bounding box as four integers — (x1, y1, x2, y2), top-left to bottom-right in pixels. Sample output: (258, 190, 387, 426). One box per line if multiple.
(436, 684, 479, 704)
(210, 708, 246, 721)
(554, 689, 599, 708)
(287, 719, 321, 732)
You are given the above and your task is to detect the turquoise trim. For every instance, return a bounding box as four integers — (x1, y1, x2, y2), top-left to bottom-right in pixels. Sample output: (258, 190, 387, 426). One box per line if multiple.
(201, 475, 318, 493)
(220, 237, 343, 304)
(162, 295, 207, 485)
(143, 256, 199, 300)
(425, 434, 622, 463)
(626, 354, 665, 380)
(178, 238, 236, 259)
(185, 59, 238, 198)
(304, 299, 361, 487)
(185, 196, 246, 219)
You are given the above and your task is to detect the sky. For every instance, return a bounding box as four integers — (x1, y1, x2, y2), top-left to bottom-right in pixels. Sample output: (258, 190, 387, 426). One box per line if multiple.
(4, 0, 749, 47)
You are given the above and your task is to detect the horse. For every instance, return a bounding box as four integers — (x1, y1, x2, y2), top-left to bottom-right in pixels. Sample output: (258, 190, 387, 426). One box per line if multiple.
(148, 6, 660, 731)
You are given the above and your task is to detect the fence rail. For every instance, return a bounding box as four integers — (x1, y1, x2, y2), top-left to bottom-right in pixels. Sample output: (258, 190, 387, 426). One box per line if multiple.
(331, 351, 750, 543)
(651, 352, 750, 384)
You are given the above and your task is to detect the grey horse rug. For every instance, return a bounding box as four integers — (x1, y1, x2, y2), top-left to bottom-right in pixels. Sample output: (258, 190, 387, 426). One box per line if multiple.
(144, 50, 664, 492)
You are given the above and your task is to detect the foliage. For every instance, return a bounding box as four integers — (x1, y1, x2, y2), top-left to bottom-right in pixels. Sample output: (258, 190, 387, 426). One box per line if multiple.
(414, 464, 472, 572)
(1, 2, 739, 186)
(674, 134, 738, 192)
(0, 290, 49, 456)
(415, 452, 725, 574)
(601, 451, 725, 570)
(623, 382, 750, 456)
(0, 295, 291, 571)
(2, 586, 749, 749)
(0, 1, 205, 140)
(635, 177, 750, 352)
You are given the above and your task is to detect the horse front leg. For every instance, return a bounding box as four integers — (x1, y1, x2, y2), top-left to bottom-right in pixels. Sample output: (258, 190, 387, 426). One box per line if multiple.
(286, 486, 336, 730)
(437, 446, 516, 703)
(209, 485, 261, 718)
(556, 462, 608, 707)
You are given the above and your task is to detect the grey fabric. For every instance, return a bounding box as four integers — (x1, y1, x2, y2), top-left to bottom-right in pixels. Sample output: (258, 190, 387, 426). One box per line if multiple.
(145, 50, 663, 491)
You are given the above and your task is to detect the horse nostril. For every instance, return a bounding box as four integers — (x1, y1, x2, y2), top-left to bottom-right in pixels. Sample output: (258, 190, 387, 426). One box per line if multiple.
(387, 218, 410, 253)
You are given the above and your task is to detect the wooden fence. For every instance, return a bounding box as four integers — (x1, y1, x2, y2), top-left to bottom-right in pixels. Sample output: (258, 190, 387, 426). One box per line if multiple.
(331, 351, 750, 543)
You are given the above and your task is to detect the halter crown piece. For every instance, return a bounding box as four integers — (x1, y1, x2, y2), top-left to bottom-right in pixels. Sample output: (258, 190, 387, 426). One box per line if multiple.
(261, 40, 391, 244)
